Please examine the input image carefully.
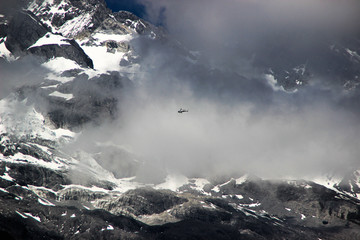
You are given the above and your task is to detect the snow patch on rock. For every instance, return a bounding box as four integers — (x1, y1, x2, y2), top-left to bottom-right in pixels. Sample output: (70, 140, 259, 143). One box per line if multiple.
(28, 33, 70, 49)
(49, 91, 74, 101)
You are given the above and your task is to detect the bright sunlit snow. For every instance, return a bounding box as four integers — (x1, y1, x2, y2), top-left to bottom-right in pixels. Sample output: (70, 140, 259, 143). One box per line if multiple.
(24, 212, 41, 222)
(42, 57, 80, 73)
(38, 198, 55, 206)
(28, 33, 70, 49)
(49, 91, 74, 101)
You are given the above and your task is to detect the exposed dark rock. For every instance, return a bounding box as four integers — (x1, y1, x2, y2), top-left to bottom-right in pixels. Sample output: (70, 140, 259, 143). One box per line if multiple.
(113, 11, 164, 38)
(4, 11, 93, 68)
(60, 68, 83, 77)
(95, 188, 188, 217)
(0, 193, 148, 240)
(5, 11, 48, 54)
(276, 184, 306, 202)
(6, 164, 70, 189)
(0, 23, 7, 39)
(27, 0, 111, 38)
(28, 39, 94, 68)
(0, 134, 55, 162)
(57, 187, 108, 202)
(152, 219, 242, 240)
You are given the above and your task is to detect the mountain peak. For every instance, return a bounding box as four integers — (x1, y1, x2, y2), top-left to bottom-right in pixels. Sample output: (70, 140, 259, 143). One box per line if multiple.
(0, 0, 360, 239)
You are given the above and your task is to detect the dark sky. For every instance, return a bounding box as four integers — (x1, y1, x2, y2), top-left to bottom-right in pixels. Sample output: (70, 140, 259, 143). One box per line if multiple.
(105, 0, 146, 19)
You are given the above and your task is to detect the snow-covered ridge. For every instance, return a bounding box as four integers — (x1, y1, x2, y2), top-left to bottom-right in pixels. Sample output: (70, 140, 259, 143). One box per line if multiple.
(78, 32, 135, 73)
(24, 0, 143, 75)
(28, 33, 70, 49)
(27, 0, 100, 38)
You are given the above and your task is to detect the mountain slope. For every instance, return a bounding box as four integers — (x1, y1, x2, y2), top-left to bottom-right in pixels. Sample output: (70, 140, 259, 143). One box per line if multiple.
(0, 0, 360, 239)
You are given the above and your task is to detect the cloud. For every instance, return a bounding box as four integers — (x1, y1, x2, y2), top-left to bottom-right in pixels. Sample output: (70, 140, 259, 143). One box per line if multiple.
(68, 0, 360, 180)
(0, 0, 24, 14)
(2, 0, 359, 182)
(0, 56, 48, 99)
(140, 0, 360, 39)
(80, 77, 360, 181)
(99, 0, 360, 180)
(137, 0, 360, 73)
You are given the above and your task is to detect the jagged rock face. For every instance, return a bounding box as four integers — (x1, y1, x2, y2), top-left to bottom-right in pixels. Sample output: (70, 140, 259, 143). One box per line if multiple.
(94, 188, 188, 217)
(337, 170, 360, 198)
(1, 143, 360, 240)
(26, 0, 160, 39)
(5, 11, 48, 54)
(0, 134, 56, 161)
(113, 11, 154, 35)
(44, 72, 127, 129)
(3, 163, 69, 189)
(27, 0, 111, 38)
(216, 179, 360, 227)
(0, 189, 148, 240)
(57, 187, 107, 202)
(5, 11, 93, 68)
(28, 38, 94, 68)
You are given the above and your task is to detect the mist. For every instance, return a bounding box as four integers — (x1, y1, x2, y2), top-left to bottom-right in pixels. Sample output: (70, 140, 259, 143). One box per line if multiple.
(72, 58, 360, 182)
(90, 76, 357, 181)
(97, 0, 360, 180)
(67, 0, 360, 181)
(0, 56, 48, 99)
(137, 0, 360, 75)
(1, 0, 360, 182)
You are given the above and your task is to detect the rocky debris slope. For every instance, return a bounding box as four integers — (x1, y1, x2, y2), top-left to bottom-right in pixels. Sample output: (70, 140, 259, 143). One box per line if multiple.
(0, 153, 360, 239)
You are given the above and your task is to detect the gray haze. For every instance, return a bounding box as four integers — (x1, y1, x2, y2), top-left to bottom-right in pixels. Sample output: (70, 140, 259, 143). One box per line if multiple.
(104, 73, 360, 180)
(138, 0, 360, 75)
(100, 0, 360, 180)
(0, 56, 48, 99)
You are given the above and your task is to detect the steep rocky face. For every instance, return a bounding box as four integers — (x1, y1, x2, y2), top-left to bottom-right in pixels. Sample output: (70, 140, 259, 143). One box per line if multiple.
(5, 11, 48, 54)
(27, 0, 111, 38)
(94, 188, 188, 217)
(28, 38, 94, 68)
(5, 10, 93, 68)
(26, 0, 160, 39)
(2, 159, 360, 240)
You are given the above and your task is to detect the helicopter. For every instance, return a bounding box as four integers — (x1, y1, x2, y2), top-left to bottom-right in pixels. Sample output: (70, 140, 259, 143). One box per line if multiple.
(178, 108, 189, 113)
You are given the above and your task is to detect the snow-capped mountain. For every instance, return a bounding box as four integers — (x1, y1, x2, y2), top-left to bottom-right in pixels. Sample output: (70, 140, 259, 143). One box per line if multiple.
(0, 0, 360, 239)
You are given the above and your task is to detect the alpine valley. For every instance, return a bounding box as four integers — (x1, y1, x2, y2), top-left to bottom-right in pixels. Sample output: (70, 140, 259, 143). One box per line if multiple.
(0, 0, 360, 239)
